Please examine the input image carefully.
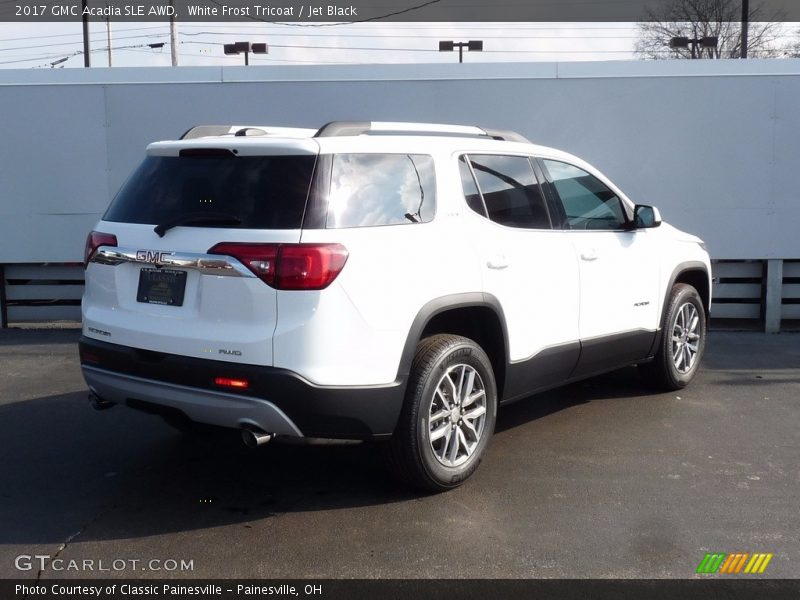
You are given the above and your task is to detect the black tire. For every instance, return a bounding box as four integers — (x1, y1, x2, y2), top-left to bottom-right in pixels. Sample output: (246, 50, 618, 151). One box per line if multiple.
(386, 334, 497, 492)
(640, 283, 707, 390)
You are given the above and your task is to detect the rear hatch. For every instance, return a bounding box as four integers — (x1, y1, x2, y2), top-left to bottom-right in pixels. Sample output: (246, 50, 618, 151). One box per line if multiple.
(82, 138, 319, 366)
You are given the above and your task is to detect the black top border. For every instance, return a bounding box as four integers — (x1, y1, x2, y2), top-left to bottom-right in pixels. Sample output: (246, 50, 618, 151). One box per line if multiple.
(4, 0, 800, 23)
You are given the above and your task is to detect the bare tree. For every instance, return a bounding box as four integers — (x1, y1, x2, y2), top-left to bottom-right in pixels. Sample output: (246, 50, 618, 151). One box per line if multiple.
(636, 0, 784, 59)
(788, 30, 800, 57)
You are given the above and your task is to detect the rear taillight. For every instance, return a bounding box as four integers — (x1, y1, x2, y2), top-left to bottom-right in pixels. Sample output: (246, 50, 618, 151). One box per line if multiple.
(214, 377, 249, 390)
(84, 231, 118, 267)
(277, 244, 349, 290)
(208, 242, 280, 286)
(208, 243, 348, 291)
(80, 349, 101, 365)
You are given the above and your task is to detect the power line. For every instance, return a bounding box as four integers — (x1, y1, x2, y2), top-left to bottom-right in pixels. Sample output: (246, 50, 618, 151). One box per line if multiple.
(173, 49, 348, 64)
(1, 40, 167, 66)
(0, 25, 167, 43)
(0, 32, 169, 52)
(180, 40, 636, 54)
(0, 52, 75, 65)
(178, 24, 639, 31)
(175, 29, 640, 40)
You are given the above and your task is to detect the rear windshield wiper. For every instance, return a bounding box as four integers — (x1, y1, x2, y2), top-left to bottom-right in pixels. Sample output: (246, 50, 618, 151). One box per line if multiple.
(154, 213, 242, 237)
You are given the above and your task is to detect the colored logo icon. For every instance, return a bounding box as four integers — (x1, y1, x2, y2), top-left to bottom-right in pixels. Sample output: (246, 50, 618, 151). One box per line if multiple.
(696, 553, 773, 574)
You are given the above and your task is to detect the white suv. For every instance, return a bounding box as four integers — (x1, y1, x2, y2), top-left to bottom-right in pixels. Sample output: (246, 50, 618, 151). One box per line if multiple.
(80, 121, 711, 491)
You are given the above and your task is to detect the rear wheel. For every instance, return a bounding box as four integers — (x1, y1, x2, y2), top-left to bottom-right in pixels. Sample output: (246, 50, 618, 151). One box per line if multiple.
(641, 283, 706, 390)
(387, 334, 497, 492)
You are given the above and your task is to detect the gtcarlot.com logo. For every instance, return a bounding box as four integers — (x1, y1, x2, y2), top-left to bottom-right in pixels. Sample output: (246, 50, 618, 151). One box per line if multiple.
(696, 552, 773, 575)
(15, 555, 194, 572)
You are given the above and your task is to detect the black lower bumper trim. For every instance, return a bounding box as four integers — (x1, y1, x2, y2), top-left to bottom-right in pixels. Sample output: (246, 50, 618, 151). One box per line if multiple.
(78, 336, 405, 439)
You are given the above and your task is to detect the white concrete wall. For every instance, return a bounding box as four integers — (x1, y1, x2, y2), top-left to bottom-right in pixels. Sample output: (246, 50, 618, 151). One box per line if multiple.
(1, 60, 798, 263)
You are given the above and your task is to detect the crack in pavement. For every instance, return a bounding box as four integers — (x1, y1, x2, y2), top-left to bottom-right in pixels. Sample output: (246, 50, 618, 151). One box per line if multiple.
(32, 503, 117, 586)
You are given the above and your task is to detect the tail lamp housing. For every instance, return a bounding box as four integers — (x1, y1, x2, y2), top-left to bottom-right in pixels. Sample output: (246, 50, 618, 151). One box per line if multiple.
(208, 242, 348, 290)
(84, 231, 118, 267)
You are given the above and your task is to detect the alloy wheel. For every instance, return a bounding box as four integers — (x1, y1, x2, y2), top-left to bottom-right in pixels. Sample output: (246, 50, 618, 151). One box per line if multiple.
(427, 364, 487, 467)
(671, 302, 701, 374)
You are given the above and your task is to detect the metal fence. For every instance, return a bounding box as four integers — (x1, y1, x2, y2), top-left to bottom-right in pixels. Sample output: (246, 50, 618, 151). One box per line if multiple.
(2, 260, 797, 332)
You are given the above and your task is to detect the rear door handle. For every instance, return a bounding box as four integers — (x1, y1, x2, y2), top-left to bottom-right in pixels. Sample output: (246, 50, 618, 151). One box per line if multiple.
(580, 249, 598, 261)
(487, 255, 509, 270)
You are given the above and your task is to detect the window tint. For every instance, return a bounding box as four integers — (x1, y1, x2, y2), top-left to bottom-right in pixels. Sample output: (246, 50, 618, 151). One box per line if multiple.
(467, 155, 551, 229)
(459, 156, 486, 216)
(543, 160, 627, 230)
(104, 155, 316, 229)
(326, 154, 435, 228)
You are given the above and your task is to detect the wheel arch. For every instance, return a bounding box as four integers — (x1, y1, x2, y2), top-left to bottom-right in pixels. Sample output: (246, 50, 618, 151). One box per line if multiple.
(648, 261, 711, 357)
(669, 262, 711, 317)
(396, 293, 510, 399)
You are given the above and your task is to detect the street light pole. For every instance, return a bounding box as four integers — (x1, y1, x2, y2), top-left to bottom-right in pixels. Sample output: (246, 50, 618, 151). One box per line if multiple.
(438, 40, 483, 63)
(223, 41, 268, 65)
(669, 36, 719, 58)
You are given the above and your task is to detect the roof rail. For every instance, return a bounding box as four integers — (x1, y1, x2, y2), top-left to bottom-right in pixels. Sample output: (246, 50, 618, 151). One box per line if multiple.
(180, 125, 235, 140)
(314, 121, 530, 143)
(482, 128, 531, 144)
(179, 125, 318, 140)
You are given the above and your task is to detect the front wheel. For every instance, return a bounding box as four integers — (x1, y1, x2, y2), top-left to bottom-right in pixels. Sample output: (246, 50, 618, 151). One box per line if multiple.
(640, 283, 707, 390)
(387, 334, 497, 492)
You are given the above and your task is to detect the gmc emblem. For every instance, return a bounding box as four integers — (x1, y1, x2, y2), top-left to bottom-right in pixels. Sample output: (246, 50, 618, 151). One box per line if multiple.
(136, 250, 173, 265)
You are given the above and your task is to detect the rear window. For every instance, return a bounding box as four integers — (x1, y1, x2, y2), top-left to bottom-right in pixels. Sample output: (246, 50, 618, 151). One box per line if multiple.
(326, 154, 436, 228)
(465, 154, 551, 230)
(104, 154, 316, 229)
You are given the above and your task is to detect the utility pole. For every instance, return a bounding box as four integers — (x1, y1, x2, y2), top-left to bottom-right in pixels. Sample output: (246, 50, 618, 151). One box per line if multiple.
(106, 5, 112, 67)
(82, 0, 90, 67)
(169, 0, 178, 66)
(741, 0, 749, 58)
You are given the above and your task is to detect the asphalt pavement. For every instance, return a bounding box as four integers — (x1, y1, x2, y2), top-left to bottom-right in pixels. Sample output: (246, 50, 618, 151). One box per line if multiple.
(0, 328, 798, 579)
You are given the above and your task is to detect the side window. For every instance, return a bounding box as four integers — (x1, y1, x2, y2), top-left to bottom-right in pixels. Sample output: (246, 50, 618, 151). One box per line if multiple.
(542, 160, 627, 230)
(458, 155, 486, 217)
(326, 154, 436, 228)
(467, 155, 551, 229)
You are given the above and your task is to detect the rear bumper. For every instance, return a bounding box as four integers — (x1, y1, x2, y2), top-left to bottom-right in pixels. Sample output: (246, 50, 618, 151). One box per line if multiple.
(78, 336, 405, 440)
(83, 365, 304, 436)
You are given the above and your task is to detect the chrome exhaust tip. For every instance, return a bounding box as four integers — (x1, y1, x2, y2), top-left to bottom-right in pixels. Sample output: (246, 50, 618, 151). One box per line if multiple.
(241, 428, 273, 448)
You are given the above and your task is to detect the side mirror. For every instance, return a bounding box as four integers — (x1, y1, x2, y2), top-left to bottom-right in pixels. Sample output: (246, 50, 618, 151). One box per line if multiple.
(633, 204, 662, 229)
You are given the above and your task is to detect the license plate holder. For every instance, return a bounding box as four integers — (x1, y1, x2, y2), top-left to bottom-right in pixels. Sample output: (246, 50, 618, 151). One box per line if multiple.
(136, 268, 187, 307)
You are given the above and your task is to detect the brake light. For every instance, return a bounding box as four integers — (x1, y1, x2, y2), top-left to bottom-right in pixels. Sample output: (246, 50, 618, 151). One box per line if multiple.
(277, 244, 349, 290)
(208, 242, 280, 286)
(208, 243, 348, 291)
(214, 377, 249, 390)
(84, 231, 118, 267)
(80, 349, 101, 365)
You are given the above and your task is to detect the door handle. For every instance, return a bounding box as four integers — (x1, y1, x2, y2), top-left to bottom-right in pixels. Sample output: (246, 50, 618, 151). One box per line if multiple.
(487, 256, 509, 270)
(580, 249, 599, 261)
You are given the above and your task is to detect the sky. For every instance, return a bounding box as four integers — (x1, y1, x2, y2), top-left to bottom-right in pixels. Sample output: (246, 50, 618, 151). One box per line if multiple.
(0, 21, 797, 69)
